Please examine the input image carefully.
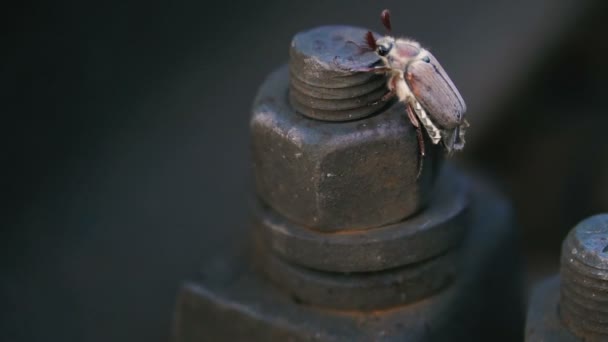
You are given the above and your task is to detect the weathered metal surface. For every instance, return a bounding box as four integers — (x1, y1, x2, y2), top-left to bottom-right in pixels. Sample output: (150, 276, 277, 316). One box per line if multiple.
(525, 276, 580, 342)
(290, 72, 386, 100)
(559, 214, 608, 339)
(561, 214, 608, 270)
(289, 83, 388, 111)
(526, 214, 608, 341)
(255, 245, 459, 311)
(288, 27, 378, 87)
(251, 65, 441, 231)
(288, 26, 389, 121)
(253, 164, 469, 273)
(173, 178, 524, 341)
(175, 23, 523, 342)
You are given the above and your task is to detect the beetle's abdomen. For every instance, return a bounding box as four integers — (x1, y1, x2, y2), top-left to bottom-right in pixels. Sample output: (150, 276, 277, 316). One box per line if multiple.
(405, 53, 466, 129)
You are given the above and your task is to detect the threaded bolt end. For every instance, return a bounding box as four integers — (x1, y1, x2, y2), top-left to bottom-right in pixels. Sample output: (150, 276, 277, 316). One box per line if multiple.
(288, 25, 391, 121)
(560, 214, 608, 339)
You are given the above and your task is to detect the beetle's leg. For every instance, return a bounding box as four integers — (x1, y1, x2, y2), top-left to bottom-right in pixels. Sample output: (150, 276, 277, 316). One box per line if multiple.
(381, 88, 396, 101)
(366, 88, 395, 107)
(383, 76, 399, 101)
(406, 103, 425, 179)
(367, 75, 398, 106)
(348, 66, 391, 74)
(405, 104, 424, 153)
(332, 58, 391, 74)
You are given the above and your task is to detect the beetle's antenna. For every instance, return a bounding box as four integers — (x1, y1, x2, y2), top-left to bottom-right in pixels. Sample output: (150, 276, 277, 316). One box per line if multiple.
(365, 31, 377, 50)
(381, 9, 392, 33)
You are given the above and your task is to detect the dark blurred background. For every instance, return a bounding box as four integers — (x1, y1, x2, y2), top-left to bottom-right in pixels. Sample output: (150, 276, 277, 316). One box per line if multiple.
(2, 0, 607, 341)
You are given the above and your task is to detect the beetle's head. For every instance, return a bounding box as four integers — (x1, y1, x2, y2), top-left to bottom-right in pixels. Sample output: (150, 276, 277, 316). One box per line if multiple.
(366, 10, 420, 70)
(372, 9, 396, 63)
(364, 32, 395, 64)
(375, 36, 395, 59)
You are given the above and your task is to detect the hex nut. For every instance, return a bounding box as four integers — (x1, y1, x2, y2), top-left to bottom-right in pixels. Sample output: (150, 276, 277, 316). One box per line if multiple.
(174, 176, 523, 341)
(254, 245, 459, 311)
(253, 163, 469, 272)
(251, 65, 442, 231)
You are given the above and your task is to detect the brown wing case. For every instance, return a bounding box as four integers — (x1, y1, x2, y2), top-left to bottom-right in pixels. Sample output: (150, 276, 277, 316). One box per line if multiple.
(405, 53, 466, 129)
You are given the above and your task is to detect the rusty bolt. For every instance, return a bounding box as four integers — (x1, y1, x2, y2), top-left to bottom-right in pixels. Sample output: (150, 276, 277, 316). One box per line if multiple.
(560, 214, 608, 340)
(251, 26, 442, 231)
(289, 25, 389, 121)
(174, 21, 525, 341)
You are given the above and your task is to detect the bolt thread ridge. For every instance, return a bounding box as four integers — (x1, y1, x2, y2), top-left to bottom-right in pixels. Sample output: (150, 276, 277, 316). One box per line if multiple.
(288, 25, 391, 121)
(560, 214, 608, 337)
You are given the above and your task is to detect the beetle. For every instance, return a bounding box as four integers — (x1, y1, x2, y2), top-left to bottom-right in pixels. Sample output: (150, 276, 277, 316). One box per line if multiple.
(345, 9, 468, 176)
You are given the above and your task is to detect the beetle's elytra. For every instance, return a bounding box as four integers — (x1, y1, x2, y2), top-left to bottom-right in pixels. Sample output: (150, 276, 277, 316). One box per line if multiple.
(345, 9, 468, 177)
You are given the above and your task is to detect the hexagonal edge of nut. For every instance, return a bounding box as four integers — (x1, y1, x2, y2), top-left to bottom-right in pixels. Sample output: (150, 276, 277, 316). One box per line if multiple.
(253, 162, 467, 272)
(251, 65, 327, 226)
(251, 65, 441, 231)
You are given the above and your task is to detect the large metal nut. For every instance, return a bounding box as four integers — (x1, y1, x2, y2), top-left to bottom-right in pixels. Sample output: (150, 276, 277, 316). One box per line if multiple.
(254, 245, 459, 311)
(251, 65, 441, 231)
(253, 164, 470, 272)
(174, 176, 524, 341)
